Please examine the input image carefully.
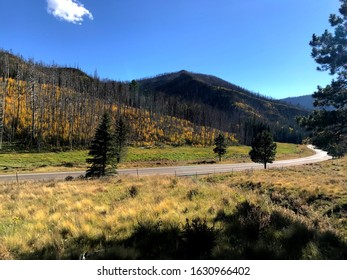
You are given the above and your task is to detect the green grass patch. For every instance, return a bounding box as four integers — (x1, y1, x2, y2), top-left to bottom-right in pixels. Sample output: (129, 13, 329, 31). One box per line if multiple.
(275, 143, 314, 159)
(125, 145, 250, 162)
(0, 150, 88, 172)
(0, 143, 313, 173)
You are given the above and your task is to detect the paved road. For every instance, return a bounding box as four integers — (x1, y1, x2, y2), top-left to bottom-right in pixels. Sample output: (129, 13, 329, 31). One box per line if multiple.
(0, 145, 332, 182)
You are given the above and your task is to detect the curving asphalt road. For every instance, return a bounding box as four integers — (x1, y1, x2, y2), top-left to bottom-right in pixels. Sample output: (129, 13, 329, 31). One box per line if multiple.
(0, 145, 332, 182)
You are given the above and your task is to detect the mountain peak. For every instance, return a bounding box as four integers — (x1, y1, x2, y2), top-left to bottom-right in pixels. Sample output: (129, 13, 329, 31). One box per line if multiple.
(178, 70, 189, 74)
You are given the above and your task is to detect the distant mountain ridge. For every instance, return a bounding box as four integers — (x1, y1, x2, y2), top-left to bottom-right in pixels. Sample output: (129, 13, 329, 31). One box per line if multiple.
(139, 70, 252, 94)
(280, 95, 315, 111)
(280, 94, 334, 111)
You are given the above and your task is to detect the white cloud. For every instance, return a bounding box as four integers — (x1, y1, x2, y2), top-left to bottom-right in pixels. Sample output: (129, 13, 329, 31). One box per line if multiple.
(47, 0, 93, 25)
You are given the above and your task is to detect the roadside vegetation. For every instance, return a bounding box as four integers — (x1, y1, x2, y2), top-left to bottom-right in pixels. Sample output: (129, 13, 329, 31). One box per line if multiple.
(0, 156, 346, 260)
(0, 143, 313, 173)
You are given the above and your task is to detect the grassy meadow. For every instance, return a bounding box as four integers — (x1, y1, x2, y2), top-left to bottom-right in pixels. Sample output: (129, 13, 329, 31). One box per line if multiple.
(0, 143, 313, 173)
(0, 155, 346, 259)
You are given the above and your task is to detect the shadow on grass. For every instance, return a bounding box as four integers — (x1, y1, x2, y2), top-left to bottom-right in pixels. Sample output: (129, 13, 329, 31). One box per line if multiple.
(16, 201, 347, 260)
(213, 201, 347, 259)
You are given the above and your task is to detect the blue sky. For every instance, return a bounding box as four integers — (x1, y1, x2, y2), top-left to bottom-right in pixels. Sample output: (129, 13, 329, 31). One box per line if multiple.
(0, 0, 340, 98)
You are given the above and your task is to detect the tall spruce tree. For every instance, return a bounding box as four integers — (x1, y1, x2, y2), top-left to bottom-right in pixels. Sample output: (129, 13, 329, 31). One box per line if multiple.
(113, 116, 129, 164)
(86, 113, 114, 177)
(249, 130, 277, 169)
(213, 133, 227, 162)
(298, 0, 347, 157)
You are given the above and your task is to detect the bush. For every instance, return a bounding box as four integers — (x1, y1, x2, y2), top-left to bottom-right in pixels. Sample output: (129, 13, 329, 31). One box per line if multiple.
(65, 176, 74, 181)
(186, 189, 199, 201)
(125, 220, 181, 259)
(128, 186, 138, 198)
(181, 218, 217, 259)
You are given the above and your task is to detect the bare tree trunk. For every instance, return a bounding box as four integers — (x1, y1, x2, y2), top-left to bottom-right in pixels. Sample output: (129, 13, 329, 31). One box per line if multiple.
(0, 54, 9, 149)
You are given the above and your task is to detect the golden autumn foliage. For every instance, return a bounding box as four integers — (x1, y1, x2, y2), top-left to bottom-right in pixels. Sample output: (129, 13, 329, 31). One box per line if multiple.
(0, 78, 236, 148)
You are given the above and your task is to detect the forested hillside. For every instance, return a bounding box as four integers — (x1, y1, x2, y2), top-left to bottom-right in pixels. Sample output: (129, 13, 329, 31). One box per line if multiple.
(0, 50, 235, 149)
(0, 50, 307, 149)
(138, 70, 308, 144)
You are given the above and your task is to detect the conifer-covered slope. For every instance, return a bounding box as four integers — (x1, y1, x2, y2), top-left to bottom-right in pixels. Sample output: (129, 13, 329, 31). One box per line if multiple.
(0, 49, 307, 148)
(138, 70, 308, 144)
(139, 70, 307, 123)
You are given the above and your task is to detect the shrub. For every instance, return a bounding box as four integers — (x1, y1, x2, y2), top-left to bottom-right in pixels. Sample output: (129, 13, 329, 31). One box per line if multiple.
(125, 220, 180, 259)
(186, 189, 199, 201)
(65, 176, 74, 181)
(239, 181, 262, 191)
(181, 218, 217, 259)
(128, 186, 138, 198)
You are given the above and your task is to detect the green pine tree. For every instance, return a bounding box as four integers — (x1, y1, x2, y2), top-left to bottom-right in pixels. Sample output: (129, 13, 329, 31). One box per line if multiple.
(113, 116, 129, 164)
(249, 130, 277, 169)
(86, 113, 114, 177)
(213, 133, 227, 162)
(298, 0, 347, 156)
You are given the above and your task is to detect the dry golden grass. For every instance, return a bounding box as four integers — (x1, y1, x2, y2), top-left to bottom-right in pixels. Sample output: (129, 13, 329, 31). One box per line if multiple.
(0, 156, 346, 259)
(235, 160, 347, 196)
(0, 176, 244, 258)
